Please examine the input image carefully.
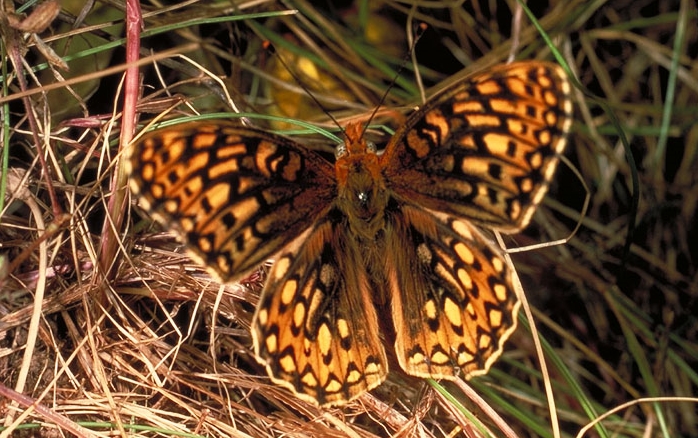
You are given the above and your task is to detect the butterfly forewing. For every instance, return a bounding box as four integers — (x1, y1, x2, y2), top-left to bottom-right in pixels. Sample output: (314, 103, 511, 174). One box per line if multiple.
(128, 123, 336, 281)
(385, 204, 519, 378)
(252, 216, 388, 406)
(382, 61, 573, 232)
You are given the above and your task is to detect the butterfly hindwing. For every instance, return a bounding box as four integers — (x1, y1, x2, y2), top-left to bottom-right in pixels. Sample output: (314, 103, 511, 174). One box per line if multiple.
(385, 203, 519, 379)
(252, 215, 388, 406)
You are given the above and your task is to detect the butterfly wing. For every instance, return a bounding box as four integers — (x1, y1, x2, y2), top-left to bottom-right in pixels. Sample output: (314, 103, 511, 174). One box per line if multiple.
(127, 123, 337, 282)
(252, 214, 388, 406)
(385, 204, 519, 379)
(381, 61, 573, 232)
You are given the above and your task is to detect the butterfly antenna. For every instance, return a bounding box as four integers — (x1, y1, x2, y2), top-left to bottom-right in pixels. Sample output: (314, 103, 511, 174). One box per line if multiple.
(360, 22, 427, 139)
(262, 41, 344, 133)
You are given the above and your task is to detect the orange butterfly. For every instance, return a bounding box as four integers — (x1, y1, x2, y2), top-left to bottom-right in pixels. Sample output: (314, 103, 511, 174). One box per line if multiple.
(128, 61, 572, 406)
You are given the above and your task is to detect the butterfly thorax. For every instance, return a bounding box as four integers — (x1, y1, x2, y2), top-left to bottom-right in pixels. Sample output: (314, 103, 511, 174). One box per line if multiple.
(335, 124, 389, 241)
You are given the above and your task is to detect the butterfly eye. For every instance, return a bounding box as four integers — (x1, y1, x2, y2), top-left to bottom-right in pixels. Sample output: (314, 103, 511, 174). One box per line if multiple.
(366, 141, 377, 154)
(335, 142, 347, 159)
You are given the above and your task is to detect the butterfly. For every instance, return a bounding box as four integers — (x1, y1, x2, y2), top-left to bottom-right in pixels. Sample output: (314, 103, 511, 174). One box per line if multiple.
(127, 60, 573, 406)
